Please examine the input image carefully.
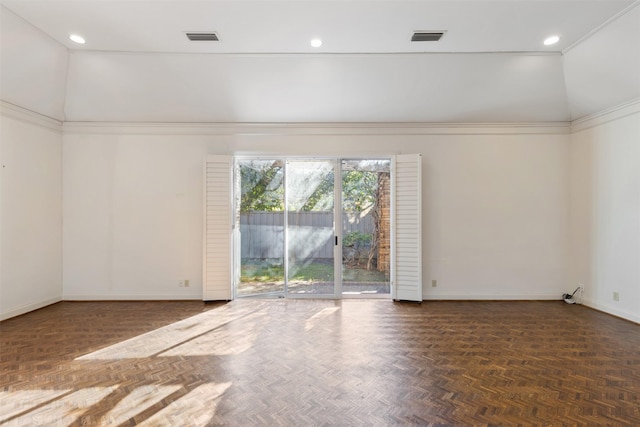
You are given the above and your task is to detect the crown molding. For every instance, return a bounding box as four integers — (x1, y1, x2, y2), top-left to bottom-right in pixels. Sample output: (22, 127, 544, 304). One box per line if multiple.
(62, 121, 570, 136)
(571, 97, 640, 133)
(1, 100, 571, 136)
(0, 101, 63, 133)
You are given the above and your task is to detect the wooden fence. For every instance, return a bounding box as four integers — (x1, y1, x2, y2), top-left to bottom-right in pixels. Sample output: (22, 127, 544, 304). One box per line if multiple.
(240, 211, 374, 260)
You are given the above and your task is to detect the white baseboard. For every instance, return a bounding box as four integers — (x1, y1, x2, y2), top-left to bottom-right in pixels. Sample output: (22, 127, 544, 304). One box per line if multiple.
(423, 293, 562, 300)
(14, 294, 636, 324)
(0, 297, 62, 321)
(582, 298, 640, 325)
(62, 294, 202, 301)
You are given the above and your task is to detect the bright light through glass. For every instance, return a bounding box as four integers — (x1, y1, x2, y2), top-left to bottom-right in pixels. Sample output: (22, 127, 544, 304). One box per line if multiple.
(544, 35, 560, 46)
(310, 38, 323, 48)
(69, 34, 86, 44)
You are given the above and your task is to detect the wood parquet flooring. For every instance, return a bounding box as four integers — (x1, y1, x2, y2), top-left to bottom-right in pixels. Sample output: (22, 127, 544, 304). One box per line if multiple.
(1, 299, 639, 426)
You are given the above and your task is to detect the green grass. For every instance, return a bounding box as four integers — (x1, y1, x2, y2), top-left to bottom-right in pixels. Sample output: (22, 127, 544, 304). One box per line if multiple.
(241, 260, 387, 283)
(289, 263, 334, 282)
(342, 267, 388, 283)
(240, 263, 284, 282)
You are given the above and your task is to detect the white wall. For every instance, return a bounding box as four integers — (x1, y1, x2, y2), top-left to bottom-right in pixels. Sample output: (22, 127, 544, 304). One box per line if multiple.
(0, 6, 68, 121)
(0, 5, 67, 319)
(0, 105, 63, 320)
(62, 124, 570, 301)
(569, 102, 640, 323)
(62, 131, 213, 299)
(563, 3, 640, 120)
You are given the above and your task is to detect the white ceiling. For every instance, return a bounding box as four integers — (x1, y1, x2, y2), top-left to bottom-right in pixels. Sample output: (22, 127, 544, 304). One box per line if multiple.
(1, 0, 634, 54)
(1, 1, 638, 123)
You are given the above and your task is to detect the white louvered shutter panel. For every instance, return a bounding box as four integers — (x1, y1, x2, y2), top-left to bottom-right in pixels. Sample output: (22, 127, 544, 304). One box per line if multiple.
(203, 155, 232, 301)
(393, 154, 423, 302)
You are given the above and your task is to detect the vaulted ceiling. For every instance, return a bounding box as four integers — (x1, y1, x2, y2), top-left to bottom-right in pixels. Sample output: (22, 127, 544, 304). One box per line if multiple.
(1, 1, 639, 123)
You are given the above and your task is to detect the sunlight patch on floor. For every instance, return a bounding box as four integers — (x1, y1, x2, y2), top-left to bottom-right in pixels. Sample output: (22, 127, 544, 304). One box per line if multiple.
(0, 389, 71, 423)
(2, 387, 115, 426)
(137, 382, 231, 427)
(99, 385, 181, 425)
(158, 312, 264, 357)
(76, 301, 267, 360)
(305, 306, 340, 331)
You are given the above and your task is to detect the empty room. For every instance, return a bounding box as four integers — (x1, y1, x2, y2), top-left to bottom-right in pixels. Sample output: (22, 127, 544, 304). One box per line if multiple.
(1, 0, 639, 425)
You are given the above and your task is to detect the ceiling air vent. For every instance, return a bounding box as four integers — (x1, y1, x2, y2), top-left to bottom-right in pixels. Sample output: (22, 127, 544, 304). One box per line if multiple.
(186, 32, 219, 41)
(411, 32, 445, 42)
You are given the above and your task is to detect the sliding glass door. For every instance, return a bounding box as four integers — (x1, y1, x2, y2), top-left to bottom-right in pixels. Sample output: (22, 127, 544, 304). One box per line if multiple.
(341, 160, 391, 296)
(236, 158, 338, 298)
(286, 160, 336, 296)
(235, 157, 391, 299)
(236, 160, 285, 297)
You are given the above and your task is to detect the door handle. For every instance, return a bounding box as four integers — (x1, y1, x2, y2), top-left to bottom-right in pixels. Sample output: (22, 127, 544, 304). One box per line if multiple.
(335, 236, 338, 246)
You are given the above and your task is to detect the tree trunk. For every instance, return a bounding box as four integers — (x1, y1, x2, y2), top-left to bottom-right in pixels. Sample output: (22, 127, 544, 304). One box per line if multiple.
(366, 177, 382, 270)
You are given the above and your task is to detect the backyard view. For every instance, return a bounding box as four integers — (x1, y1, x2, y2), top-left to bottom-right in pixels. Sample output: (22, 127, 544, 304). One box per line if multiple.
(237, 159, 390, 297)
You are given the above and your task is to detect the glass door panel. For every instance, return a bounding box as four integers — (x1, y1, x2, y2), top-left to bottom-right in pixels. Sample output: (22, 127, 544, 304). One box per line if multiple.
(236, 159, 285, 297)
(236, 157, 390, 299)
(341, 159, 391, 296)
(286, 160, 336, 296)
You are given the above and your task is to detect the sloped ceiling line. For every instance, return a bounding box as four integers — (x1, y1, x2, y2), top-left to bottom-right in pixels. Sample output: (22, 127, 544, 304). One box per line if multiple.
(563, 0, 640, 54)
(1, 1, 637, 124)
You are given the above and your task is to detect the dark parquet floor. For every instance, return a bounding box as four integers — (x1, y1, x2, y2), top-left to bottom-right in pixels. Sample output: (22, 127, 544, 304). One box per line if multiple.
(1, 299, 639, 426)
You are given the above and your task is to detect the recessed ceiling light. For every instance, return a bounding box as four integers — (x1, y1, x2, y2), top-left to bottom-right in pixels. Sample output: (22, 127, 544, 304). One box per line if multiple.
(310, 38, 323, 48)
(69, 34, 85, 44)
(543, 35, 560, 46)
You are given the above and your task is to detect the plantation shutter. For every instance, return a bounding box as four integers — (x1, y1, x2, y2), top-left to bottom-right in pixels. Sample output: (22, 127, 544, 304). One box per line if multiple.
(392, 154, 423, 302)
(203, 155, 233, 301)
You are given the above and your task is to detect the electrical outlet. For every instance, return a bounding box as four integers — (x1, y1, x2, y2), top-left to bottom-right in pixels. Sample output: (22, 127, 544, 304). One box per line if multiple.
(432, 280, 437, 288)
(613, 291, 619, 302)
(178, 280, 188, 288)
